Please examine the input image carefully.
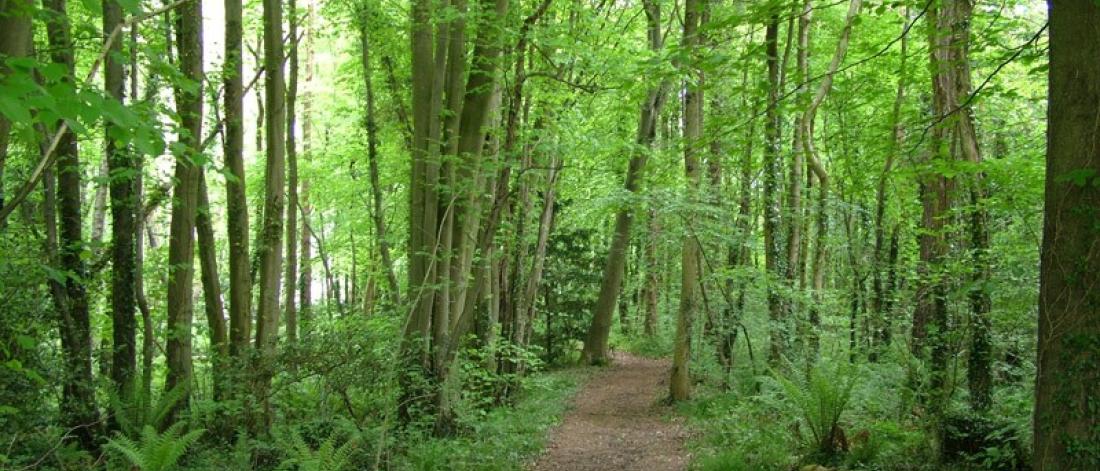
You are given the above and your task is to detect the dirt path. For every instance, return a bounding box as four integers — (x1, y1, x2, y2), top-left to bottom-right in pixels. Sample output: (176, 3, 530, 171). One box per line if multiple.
(532, 352, 689, 471)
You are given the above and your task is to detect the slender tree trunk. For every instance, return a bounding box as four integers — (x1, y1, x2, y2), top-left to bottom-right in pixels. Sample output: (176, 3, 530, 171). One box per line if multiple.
(871, 7, 909, 359)
(91, 158, 110, 245)
(196, 172, 229, 400)
(1035, 4, 1100, 468)
(581, 0, 667, 365)
(786, 0, 811, 317)
(670, 0, 704, 402)
(801, 0, 862, 361)
(255, 0, 287, 430)
(359, 10, 401, 306)
(643, 209, 660, 336)
(42, 0, 99, 448)
(103, 0, 137, 406)
(284, 0, 300, 344)
(299, 5, 314, 336)
(164, 0, 203, 426)
(132, 19, 155, 402)
(763, 13, 786, 366)
(513, 156, 560, 379)
(224, 0, 252, 364)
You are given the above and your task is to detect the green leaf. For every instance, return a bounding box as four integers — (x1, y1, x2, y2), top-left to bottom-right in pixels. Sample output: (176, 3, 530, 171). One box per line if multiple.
(15, 334, 34, 350)
(0, 94, 31, 122)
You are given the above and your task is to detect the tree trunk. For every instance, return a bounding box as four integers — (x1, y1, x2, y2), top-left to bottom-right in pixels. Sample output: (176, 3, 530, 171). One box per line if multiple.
(643, 209, 660, 336)
(359, 10, 401, 306)
(42, 0, 99, 448)
(517, 157, 561, 349)
(299, 4, 314, 336)
(801, 0, 862, 361)
(103, 0, 137, 405)
(914, 0, 969, 412)
(255, 0, 287, 430)
(1034, 5, 1100, 469)
(284, 0, 300, 344)
(581, 0, 667, 365)
(871, 7, 909, 359)
(164, 0, 204, 426)
(670, 0, 704, 402)
(196, 172, 229, 400)
(224, 0, 252, 364)
(763, 12, 786, 366)
(90, 158, 110, 246)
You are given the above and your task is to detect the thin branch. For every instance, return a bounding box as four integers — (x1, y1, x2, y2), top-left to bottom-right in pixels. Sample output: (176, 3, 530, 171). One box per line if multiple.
(0, 0, 191, 226)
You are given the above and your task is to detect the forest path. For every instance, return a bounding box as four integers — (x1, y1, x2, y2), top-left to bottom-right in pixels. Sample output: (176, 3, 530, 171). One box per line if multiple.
(531, 352, 690, 471)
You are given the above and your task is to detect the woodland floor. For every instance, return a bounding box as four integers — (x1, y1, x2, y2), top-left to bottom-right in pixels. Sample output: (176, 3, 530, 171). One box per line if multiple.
(531, 352, 690, 471)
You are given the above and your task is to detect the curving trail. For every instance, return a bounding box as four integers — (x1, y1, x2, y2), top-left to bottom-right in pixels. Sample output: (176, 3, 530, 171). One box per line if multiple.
(532, 352, 689, 471)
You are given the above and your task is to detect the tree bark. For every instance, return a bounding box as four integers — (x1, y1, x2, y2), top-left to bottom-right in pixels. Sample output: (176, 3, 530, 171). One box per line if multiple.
(1034, 4, 1100, 469)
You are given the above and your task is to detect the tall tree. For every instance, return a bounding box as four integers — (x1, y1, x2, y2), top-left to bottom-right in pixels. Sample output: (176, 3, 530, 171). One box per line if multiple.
(915, 0, 970, 410)
(670, 0, 704, 401)
(581, 0, 667, 364)
(284, 0, 300, 343)
(800, 0, 862, 360)
(1034, 3, 1100, 469)
(224, 0, 252, 362)
(359, 5, 400, 307)
(164, 0, 204, 424)
(299, 4, 314, 335)
(763, 10, 786, 366)
(871, 7, 909, 357)
(42, 0, 99, 448)
(255, 0, 287, 428)
(103, 0, 138, 406)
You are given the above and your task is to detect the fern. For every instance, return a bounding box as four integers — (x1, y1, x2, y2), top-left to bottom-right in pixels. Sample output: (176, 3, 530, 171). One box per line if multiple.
(104, 422, 204, 471)
(775, 361, 858, 457)
(277, 428, 359, 471)
(111, 384, 190, 440)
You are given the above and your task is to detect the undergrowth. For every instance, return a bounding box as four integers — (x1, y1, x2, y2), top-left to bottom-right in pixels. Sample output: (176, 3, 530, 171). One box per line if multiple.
(393, 368, 586, 470)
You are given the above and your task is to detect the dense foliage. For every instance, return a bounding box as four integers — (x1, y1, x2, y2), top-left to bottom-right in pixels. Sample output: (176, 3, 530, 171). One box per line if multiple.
(1, 0, 1094, 469)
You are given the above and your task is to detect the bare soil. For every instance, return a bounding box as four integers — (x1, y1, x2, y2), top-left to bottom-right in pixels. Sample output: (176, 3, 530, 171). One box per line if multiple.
(531, 352, 690, 471)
